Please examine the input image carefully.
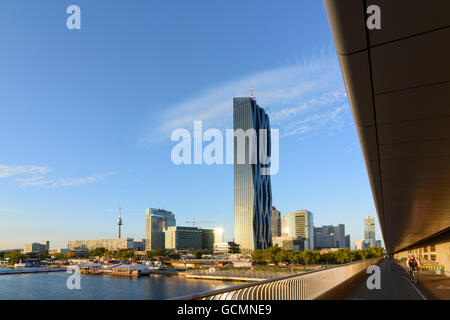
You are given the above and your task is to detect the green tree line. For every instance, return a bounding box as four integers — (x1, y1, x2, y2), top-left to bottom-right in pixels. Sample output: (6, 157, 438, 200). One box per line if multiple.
(251, 246, 384, 265)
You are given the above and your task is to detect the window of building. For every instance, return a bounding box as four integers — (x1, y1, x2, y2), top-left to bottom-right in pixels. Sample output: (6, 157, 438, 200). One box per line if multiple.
(431, 254, 436, 261)
(423, 246, 428, 253)
(430, 245, 436, 252)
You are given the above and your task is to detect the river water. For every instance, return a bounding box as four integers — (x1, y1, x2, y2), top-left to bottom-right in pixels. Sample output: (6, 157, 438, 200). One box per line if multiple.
(0, 271, 239, 300)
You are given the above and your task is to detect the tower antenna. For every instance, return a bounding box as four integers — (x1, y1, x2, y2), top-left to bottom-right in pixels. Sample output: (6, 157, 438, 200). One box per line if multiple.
(250, 86, 254, 99)
(117, 205, 123, 239)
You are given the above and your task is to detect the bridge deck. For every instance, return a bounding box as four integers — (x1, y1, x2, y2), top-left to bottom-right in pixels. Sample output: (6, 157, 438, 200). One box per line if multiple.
(343, 258, 431, 300)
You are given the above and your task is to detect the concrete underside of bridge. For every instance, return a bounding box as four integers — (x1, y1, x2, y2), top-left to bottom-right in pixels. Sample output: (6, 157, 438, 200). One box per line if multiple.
(324, 0, 450, 266)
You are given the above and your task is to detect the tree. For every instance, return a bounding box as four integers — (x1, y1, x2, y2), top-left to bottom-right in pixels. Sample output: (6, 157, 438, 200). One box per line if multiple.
(39, 250, 49, 260)
(288, 251, 303, 265)
(251, 250, 265, 264)
(146, 249, 167, 259)
(227, 242, 240, 254)
(335, 249, 353, 264)
(89, 247, 106, 257)
(194, 249, 203, 259)
(116, 249, 135, 260)
(354, 249, 367, 261)
(5, 251, 24, 265)
(303, 251, 319, 266)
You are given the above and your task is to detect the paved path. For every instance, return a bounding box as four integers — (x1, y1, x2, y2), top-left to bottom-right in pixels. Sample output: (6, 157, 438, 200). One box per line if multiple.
(343, 257, 427, 300)
(412, 272, 450, 300)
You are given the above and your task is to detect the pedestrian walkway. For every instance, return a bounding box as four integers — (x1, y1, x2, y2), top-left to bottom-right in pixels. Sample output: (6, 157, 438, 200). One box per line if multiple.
(414, 272, 450, 300)
(343, 257, 427, 300)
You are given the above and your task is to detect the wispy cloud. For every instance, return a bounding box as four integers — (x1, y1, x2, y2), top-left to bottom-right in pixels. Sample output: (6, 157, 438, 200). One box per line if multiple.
(140, 50, 351, 144)
(0, 164, 114, 188)
(0, 165, 50, 179)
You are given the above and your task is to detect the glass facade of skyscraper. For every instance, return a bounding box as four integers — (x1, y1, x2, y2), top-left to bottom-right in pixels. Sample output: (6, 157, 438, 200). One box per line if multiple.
(234, 97, 272, 252)
(364, 216, 376, 248)
(271, 206, 281, 238)
(144, 208, 176, 251)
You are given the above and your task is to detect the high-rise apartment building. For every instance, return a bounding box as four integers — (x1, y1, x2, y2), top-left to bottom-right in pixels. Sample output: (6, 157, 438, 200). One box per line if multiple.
(288, 210, 314, 250)
(234, 97, 272, 252)
(364, 216, 376, 248)
(271, 206, 281, 238)
(68, 238, 134, 251)
(145, 208, 176, 251)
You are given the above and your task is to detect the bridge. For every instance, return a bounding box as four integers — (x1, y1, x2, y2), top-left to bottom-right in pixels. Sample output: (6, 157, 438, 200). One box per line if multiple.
(176, 0, 449, 300)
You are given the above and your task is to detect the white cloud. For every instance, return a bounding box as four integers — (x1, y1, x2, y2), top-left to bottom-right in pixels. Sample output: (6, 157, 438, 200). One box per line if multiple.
(141, 50, 351, 144)
(50, 173, 113, 187)
(0, 165, 50, 179)
(0, 164, 114, 188)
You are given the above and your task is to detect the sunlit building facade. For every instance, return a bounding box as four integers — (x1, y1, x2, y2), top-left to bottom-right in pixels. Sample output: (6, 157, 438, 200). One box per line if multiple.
(288, 210, 314, 250)
(234, 97, 272, 253)
(145, 208, 176, 251)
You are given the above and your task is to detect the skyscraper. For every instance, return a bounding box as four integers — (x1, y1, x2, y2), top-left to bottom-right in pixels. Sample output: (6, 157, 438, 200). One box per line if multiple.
(145, 208, 176, 251)
(364, 216, 376, 248)
(288, 210, 314, 250)
(234, 96, 272, 252)
(354, 239, 365, 251)
(345, 234, 351, 249)
(271, 206, 281, 238)
(280, 216, 290, 236)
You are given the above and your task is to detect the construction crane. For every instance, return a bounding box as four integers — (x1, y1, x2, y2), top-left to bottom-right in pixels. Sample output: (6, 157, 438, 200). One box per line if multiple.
(185, 219, 215, 228)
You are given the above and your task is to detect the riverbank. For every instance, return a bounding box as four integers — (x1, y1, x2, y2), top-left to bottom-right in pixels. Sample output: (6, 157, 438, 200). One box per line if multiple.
(0, 267, 66, 275)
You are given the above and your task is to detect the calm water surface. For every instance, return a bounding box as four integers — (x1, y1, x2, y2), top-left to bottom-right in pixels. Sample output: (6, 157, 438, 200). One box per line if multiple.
(0, 271, 239, 300)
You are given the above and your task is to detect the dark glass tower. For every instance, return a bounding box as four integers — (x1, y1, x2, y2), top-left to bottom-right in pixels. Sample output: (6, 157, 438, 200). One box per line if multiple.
(233, 97, 272, 252)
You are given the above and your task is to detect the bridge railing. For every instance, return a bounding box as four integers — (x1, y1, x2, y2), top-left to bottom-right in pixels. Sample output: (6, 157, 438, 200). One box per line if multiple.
(174, 257, 381, 300)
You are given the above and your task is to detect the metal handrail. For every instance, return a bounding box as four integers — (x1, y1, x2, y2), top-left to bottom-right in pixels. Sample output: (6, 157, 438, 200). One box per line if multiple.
(172, 257, 381, 300)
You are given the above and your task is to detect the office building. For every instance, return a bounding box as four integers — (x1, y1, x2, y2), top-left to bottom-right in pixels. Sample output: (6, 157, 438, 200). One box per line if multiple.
(281, 216, 290, 236)
(364, 216, 376, 248)
(214, 228, 224, 244)
(288, 210, 314, 250)
(354, 239, 365, 251)
(272, 236, 305, 251)
(234, 97, 272, 252)
(314, 224, 347, 249)
(48, 248, 71, 254)
(313, 226, 334, 249)
(145, 208, 176, 251)
(271, 206, 281, 238)
(68, 238, 134, 251)
(133, 239, 146, 251)
(164, 226, 202, 251)
(23, 241, 50, 254)
(213, 241, 240, 254)
(375, 240, 382, 248)
(345, 234, 351, 249)
(200, 228, 215, 252)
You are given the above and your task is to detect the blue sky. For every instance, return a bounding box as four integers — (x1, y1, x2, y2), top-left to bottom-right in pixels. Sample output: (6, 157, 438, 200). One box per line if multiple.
(0, 0, 382, 250)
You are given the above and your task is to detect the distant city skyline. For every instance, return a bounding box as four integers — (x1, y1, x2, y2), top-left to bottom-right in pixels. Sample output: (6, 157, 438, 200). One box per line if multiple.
(0, 1, 383, 250)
